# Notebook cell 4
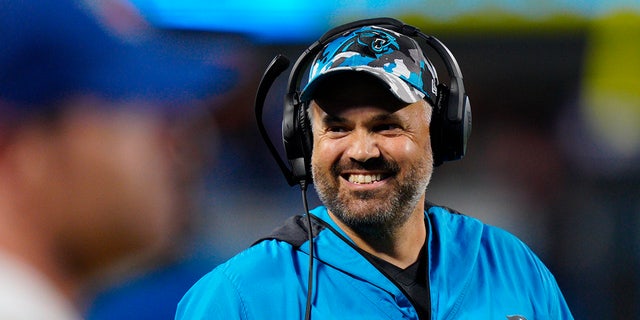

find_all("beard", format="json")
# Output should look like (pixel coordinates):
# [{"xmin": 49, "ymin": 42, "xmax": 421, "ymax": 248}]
[{"xmin": 312, "ymin": 155, "xmax": 432, "ymax": 239}]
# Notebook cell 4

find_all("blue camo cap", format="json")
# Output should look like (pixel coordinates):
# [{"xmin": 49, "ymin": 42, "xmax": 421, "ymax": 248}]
[
  {"xmin": 301, "ymin": 26, "xmax": 438, "ymax": 105},
  {"xmin": 0, "ymin": 0, "xmax": 237, "ymax": 114}
]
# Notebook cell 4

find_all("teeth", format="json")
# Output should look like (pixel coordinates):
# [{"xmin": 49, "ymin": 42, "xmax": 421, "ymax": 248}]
[{"xmin": 348, "ymin": 174, "xmax": 382, "ymax": 184}]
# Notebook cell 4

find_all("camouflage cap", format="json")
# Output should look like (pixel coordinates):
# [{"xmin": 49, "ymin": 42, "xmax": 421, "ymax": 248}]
[{"xmin": 300, "ymin": 25, "xmax": 438, "ymax": 105}]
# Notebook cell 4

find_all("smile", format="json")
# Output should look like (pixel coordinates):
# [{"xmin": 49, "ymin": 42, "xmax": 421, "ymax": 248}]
[{"xmin": 347, "ymin": 173, "xmax": 384, "ymax": 184}]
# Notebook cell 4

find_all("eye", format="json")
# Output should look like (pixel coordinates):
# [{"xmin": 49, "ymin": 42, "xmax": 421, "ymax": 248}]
[
  {"xmin": 374, "ymin": 123, "xmax": 402, "ymax": 132},
  {"xmin": 326, "ymin": 125, "xmax": 345, "ymax": 132},
  {"xmin": 325, "ymin": 125, "xmax": 349, "ymax": 138}
]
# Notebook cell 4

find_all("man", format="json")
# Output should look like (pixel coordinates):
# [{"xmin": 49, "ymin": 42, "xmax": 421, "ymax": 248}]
[
  {"xmin": 177, "ymin": 21, "xmax": 573, "ymax": 319},
  {"xmin": 0, "ymin": 0, "xmax": 232, "ymax": 319}
]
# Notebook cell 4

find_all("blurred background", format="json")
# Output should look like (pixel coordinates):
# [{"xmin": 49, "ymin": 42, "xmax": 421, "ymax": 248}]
[{"xmin": 85, "ymin": 0, "xmax": 640, "ymax": 319}]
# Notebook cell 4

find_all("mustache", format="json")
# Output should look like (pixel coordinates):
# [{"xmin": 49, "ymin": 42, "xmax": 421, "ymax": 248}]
[{"xmin": 331, "ymin": 157, "xmax": 400, "ymax": 176}]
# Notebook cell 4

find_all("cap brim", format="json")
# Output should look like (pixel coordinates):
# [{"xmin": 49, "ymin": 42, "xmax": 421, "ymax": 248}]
[
  {"xmin": 89, "ymin": 33, "xmax": 239, "ymax": 106},
  {"xmin": 301, "ymin": 67, "xmax": 424, "ymax": 104}
]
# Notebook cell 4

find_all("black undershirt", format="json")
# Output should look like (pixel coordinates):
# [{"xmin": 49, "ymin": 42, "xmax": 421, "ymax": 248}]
[{"xmin": 362, "ymin": 226, "xmax": 430, "ymax": 319}]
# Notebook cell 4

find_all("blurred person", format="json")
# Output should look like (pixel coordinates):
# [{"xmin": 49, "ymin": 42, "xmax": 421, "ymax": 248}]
[
  {"xmin": 176, "ymin": 18, "xmax": 573, "ymax": 319},
  {"xmin": 85, "ymin": 34, "xmax": 254, "ymax": 320},
  {"xmin": 0, "ymin": 0, "xmax": 233, "ymax": 319},
  {"xmin": 84, "ymin": 103, "xmax": 230, "ymax": 320}
]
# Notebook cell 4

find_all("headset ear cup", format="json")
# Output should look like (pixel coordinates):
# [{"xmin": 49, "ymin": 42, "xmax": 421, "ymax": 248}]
[
  {"xmin": 431, "ymin": 83, "xmax": 448, "ymax": 166},
  {"xmin": 296, "ymin": 102, "xmax": 313, "ymax": 181},
  {"xmin": 442, "ymin": 90, "xmax": 470, "ymax": 163},
  {"xmin": 461, "ymin": 95, "xmax": 471, "ymax": 158},
  {"xmin": 282, "ymin": 94, "xmax": 309, "ymax": 183},
  {"xmin": 432, "ymin": 84, "xmax": 471, "ymax": 165}
]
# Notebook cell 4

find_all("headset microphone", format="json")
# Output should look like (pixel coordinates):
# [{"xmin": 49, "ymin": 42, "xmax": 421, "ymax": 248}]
[
  {"xmin": 255, "ymin": 54, "xmax": 315, "ymax": 320},
  {"xmin": 255, "ymin": 54, "xmax": 300, "ymax": 186}
]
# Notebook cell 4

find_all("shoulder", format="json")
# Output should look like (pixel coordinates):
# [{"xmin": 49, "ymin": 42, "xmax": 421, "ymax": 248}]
[
  {"xmin": 176, "ymin": 240, "xmax": 297, "ymax": 319},
  {"xmin": 200, "ymin": 239, "xmax": 297, "ymax": 287},
  {"xmin": 193, "ymin": 212, "xmax": 321, "ymax": 289},
  {"xmin": 425, "ymin": 203, "xmax": 573, "ymax": 318},
  {"xmin": 426, "ymin": 202, "xmax": 549, "ymax": 276},
  {"xmin": 426, "ymin": 202, "xmax": 526, "ymax": 247}
]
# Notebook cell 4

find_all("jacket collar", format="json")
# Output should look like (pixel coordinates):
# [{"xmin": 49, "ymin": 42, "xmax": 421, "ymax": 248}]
[{"xmin": 301, "ymin": 206, "xmax": 415, "ymax": 308}]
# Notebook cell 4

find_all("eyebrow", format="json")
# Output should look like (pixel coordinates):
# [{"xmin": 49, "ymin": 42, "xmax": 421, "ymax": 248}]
[
  {"xmin": 321, "ymin": 112, "xmax": 402, "ymax": 126},
  {"xmin": 371, "ymin": 113, "xmax": 402, "ymax": 122},
  {"xmin": 321, "ymin": 114, "xmax": 347, "ymax": 125}
]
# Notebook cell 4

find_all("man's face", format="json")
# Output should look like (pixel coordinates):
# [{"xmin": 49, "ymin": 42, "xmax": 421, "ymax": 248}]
[
  {"xmin": 23, "ymin": 99, "xmax": 183, "ymax": 276},
  {"xmin": 309, "ymin": 75, "xmax": 434, "ymax": 235}
]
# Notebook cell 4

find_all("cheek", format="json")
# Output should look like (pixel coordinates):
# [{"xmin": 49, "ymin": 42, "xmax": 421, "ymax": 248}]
[
  {"xmin": 110, "ymin": 120, "xmax": 175, "ymax": 218},
  {"xmin": 383, "ymin": 136, "xmax": 433, "ymax": 166},
  {"xmin": 312, "ymin": 137, "xmax": 342, "ymax": 168},
  {"xmin": 69, "ymin": 115, "xmax": 175, "ymax": 225}
]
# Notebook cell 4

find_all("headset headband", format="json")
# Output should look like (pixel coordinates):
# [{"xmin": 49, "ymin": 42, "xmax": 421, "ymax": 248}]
[{"xmin": 287, "ymin": 18, "xmax": 466, "ymax": 122}]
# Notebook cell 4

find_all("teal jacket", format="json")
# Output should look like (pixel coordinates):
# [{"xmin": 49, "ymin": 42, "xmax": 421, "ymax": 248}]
[{"xmin": 176, "ymin": 205, "xmax": 573, "ymax": 319}]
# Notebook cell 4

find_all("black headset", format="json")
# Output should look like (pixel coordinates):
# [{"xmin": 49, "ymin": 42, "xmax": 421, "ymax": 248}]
[{"xmin": 255, "ymin": 17, "xmax": 472, "ymax": 187}]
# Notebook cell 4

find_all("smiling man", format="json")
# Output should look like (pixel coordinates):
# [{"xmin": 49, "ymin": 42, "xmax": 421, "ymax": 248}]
[{"xmin": 177, "ymin": 21, "xmax": 573, "ymax": 320}]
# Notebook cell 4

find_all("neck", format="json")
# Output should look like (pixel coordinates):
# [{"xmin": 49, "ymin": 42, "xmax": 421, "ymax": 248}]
[
  {"xmin": 0, "ymin": 198, "xmax": 82, "ymax": 309},
  {"xmin": 0, "ymin": 220, "xmax": 81, "ymax": 304},
  {"xmin": 329, "ymin": 199, "xmax": 426, "ymax": 269}
]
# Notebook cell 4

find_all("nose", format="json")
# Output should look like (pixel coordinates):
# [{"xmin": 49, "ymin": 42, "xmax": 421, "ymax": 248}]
[{"xmin": 345, "ymin": 131, "xmax": 380, "ymax": 163}]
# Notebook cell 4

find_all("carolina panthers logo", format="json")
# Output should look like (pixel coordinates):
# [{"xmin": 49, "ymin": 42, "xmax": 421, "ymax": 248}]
[
  {"xmin": 355, "ymin": 30, "xmax": 399, "ymax": 54},
  {"xmin": 506, "ymin": 315, "xmax": 527, "ymax": 320},
  {"xmin": 336, "ymin": 28, "xmax": 400, "ymax": 58}
]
